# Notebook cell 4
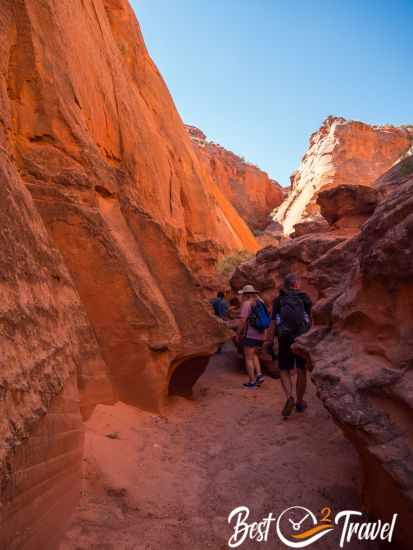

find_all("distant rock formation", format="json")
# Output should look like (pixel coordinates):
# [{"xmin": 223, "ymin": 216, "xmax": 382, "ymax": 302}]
[
  {"xmin": 274, "ymin": 116, "xmax": 413, "ymax": 234},
  {"xmin": 186, "ymin": 125, "xmax": 284, "ymax": 230},
  {"xmin": 0, "ymin": 0, "xmax": 258, "ymax": 546}
]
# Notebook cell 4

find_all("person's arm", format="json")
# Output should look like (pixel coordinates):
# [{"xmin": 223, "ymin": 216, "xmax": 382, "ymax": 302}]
[
  {"xmin": 302, "ymin": 294, "xmax": 313, "ymax": 323},
  {"xmin": 237, "ymin": 301, "xmax": 249, "ymax": 340},
  {"xmin": 265, "ymin": 298, "xmax": 279, "ymax": 344},
  {"xmin": 222, "ymin": 300, "xmax": 229, "ymax": 320},
  {"xmin": 265, "ymin": 319, "xmax": 276, "ymax": 343}
]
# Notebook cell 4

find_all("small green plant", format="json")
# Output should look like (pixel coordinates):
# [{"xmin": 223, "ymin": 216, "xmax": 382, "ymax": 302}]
[
  {"xmin": 217, "ymin": 250, "xmax": 254, "ymax": 279},
  {"xmin": 399, "ymin": 156, "xmax": 413, "ymax": 177}
]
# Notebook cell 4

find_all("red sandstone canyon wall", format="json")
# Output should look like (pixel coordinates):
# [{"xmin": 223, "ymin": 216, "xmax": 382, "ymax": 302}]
[
  {"xmin": 0, "ymin": 0, "xmax": 259, "ymax": 546},
  {"xmin": 295, "ymin": 160, "xmax": 413, "ymax": 550},
  {"xmin": 4, "ymin": 0, "xmax": 258, "ymax": 414},
  {"xmin": 186, "ymin": 125, "xmax": 284, "ymax": 231},
  {"xmin": 0, "ymin": 147, "xmax": 114, "ymax": 548},
  {"xmin": 274, "ymin": 116, "xmax": 413, "ymax": 234}
]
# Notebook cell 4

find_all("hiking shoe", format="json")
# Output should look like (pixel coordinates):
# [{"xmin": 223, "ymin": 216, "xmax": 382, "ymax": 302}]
[
  {"xmin": 256, "ymin": 374, "xmax": 265, "ymax": 386},
  {"xmin": 296, "ymin": 401, "xmax": 307, "ymax": 413},
  {"xmin": 243, "ymin": 381, "xmax": 257, "ymax": 389},
  {"xmin": 282, "ymin": 397, "xmax": 295, "ymax": 417}
]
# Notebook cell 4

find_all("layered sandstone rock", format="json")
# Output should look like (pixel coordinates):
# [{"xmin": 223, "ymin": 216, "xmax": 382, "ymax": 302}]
[
  {"xmin": 186, "ymin": 125, "xmax": 284, "ymax": 230},
  {"xmin": 291, "ymin": 218, "xmax": 329, "ymax": 239},
  {"xmin": 275, "ymin": 116, "xmax": 413, "ymax": 234},
  {"xmin": 0, "ymin": 148, "xmax": 113, "ymax": 548},
  {"xmin": 231, "ymin": 232, "xmax": 346, "ymax": 304}
]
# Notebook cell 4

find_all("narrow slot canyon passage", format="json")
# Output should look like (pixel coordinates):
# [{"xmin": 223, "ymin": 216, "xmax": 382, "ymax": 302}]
[{"xmin": 60, "ymin": 344, "xmax": 378, "ymax": 550}]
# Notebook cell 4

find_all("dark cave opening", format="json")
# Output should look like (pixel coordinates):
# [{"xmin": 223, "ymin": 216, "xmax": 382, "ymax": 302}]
[{"xmin": 168, "ymin": 356, "xmax": 210, "ymax": 397}]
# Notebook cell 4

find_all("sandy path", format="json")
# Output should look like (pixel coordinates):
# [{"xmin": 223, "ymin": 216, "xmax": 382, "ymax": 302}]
[{"xmin": 60, "ymin": 345, "xmax": 376, "ymax": 550}]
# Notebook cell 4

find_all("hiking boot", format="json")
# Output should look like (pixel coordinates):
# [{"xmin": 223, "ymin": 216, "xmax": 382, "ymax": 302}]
[
  {"xmin": 256, "ymin": 374, "xmax": 265, "ymax": 386},
  {"xmin": 296, "ymin": 401, "xmax": 307, "ymax": 413},
  {"xmin": 282, "ymin": 397, "xmax": 295, "ymax": 417},
  {"xmin": 242, "ymin": 381, "xmax": 257, "ymax": 389}
]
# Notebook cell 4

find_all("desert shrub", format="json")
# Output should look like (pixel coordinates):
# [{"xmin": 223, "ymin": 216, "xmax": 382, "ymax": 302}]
[
  {"xmin": 399, "ymin": 155, "xmax": 413, "ymax": 177},
  {"xmin": 217, "ymin": 250, "xmax": 254, "ymax": 279}
]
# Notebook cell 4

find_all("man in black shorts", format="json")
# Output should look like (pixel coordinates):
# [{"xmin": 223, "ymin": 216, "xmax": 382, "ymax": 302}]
[{"xmin": 265, "ymin": 274, "xmax": 312, "ymax": 417}]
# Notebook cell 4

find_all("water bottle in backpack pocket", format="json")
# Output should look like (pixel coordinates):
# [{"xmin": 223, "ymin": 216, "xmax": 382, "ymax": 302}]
[{"xmin": 248, "ymin": 299, "xmax": 271, "ymax": 332}]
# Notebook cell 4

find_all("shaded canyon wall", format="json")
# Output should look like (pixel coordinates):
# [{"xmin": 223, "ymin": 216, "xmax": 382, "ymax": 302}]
[{"xmin": 232, "ymin": 157, "xmax": 413, "ymax": 550}]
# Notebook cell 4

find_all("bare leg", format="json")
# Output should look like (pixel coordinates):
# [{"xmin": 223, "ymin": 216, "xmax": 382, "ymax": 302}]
[
  {"xmin": 244, "ymin": 347, "xmax": 256, "ymax": 383},
  {"xmin": 280, "ymin": 370, "xmax": 293, "ymax": 400},
  {"xmin": 253, "ymin": 350, "xmax": 262, "ymax": 377},
  {"xmin": 296, "ymin": 368, "xmax": 307, "ymax": 404}
]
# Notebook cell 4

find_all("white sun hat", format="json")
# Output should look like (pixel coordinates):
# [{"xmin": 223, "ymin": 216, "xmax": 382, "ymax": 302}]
[{"xmin": 238, "ymin": 284, "xmax": 259, "ymax": 295}]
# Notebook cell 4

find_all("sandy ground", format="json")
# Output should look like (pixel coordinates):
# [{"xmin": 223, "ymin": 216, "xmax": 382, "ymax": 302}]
[{"xmin": 60, "ymin": 344, "xmax": 377, "ymax": 550}]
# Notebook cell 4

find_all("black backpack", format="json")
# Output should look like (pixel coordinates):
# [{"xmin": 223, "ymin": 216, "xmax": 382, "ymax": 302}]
[{"xmin": 278, "ymin": 292, "xmax": 309, "ymax": 337}]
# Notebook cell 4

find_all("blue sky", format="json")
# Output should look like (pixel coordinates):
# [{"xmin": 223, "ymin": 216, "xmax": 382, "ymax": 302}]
[{"xmin": 132, "ymin": 1, "xmax": 413, "ymax": 186}]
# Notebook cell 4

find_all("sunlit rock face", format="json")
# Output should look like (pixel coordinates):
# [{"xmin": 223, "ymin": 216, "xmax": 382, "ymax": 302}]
[
  {"xmin": 186, "ymin": 125, "xmax": 284, "ymax": 231},
  {"xmin": 274, "ymin": 116, "xmax": 413, "ymax": 234},
  {"xmin": 0, "ymin": 0, "xmax": 259, "ymax": 546},
  {"xmin": 3, "ymin": 0, "xmax": 258, "ymax": 415}
]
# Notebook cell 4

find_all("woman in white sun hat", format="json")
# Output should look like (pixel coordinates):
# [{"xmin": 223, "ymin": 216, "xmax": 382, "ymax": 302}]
[{"xmin": 237, "ymin": 284, "xmax": 270, "ymax": 389}]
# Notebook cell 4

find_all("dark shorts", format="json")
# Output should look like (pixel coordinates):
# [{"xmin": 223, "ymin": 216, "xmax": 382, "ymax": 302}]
[
  {"xmin": 241, "ymin": 337, "xmax": 264, "ymax": 349},
  {"xmin": 278, "ymin": 332, "xmax": 306, "ymax": 371}
]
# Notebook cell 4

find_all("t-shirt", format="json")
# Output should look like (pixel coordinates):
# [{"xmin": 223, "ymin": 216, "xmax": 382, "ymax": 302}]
[
  {"xmin": 240, "ymin": 298, "xmax": 266, "ymax": 340},
  {"xmin": 211, "ymin": 297, "xmax": 228, "ymax": 319}
]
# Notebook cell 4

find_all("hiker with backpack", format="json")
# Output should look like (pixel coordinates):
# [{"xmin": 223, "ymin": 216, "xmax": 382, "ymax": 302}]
[
  {"xmin": 266, "ymin": 274, "xmax": 312, "ymax": 417},
  {"xmin": 211, "ymin": 291, "xmax": 229, "ymax": 320},
  {"xmin": 237, "ymin": 284, "xmax": 271, "ymax": 389}
]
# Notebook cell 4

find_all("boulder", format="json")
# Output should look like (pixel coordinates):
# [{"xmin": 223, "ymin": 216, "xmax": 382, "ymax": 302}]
[
  {"xmin": 291, "ymin": 217, "xmax": 330, "ymax": 238},
  {"xmin": 317, "ymin": 184, "xmax": 378, "ymax": 229},
  {"xmin": 231, "ymin": 233, "xmax": 346, "ymax": 304}
]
